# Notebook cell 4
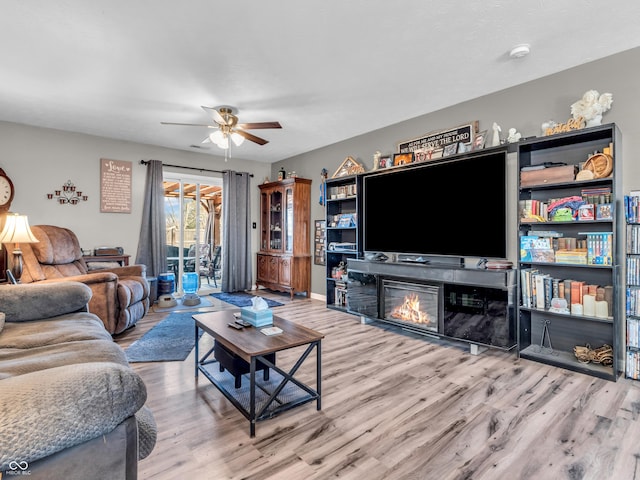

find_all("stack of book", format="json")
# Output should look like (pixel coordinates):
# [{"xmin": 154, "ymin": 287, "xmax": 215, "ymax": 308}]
[
  {"xmin": 554, "ymin": 249, "xmax": 588, "ymax": 264},
  {"xmin": 520, "ymin": 269, "xmax": 612, "ymax": 319},
  {"xmin": 624, "ymin": 195, "xmax": 640, "ymax": 223},
  {"xmin": 579, "ymin": 231, "xmax": 613, "ymax": 265}
]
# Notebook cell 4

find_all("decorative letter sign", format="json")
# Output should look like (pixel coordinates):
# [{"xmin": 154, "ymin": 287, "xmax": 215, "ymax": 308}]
[{"xmin": 100, "ymin": 158, "xmax": 132, "ymax": 213}]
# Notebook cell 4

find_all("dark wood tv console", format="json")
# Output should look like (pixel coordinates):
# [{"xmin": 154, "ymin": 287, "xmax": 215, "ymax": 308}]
[{"xmin": 346, "ymin": 258, "xmax": 517, "ymax": 352}]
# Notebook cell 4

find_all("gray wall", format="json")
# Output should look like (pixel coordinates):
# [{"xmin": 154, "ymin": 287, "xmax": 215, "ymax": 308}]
[
  {"xmin": 274, "ymin": 47, "xmax": 640, "ymax": 297},
  {"xmin": 0, "ymin": 124, "xmax": 271, "ymax": 278},
  {"xmin": 1, "ymin": 47, "xmax": 638, "ymax": 299}
]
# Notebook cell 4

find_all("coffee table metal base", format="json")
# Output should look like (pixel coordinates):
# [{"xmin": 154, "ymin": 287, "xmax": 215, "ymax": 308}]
[{"xmin": 195, "ymin": 327, "xmax": 321, "ymax": 437}]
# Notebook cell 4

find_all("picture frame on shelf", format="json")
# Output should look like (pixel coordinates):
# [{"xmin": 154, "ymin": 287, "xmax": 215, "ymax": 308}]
[
  {"xmin": 314, "ymin": 219, "xmax": 325, "ymax": 266},
  {"xmin": 473, "ymin": 130, "xmax": 487, "ymax": 150},
  {"xmin": 332, "ymin": 156, "xmax": 365, "ymax": 178},
  {"xmin": 393, "ymin": 152, "xmax": 414, "ymax": 166},
  {"xmin": 443, "ymin": 143, "xmax": 458, "ymax": 157},
  {"xmin": 596, "ymin": 203, "xmax": 613, "ymax": 220},
  {"xmin": 578, "ymin": 204, "xmax": 595, "ymax": 221},
  {"xmin": 377, "ymin": 155, "xmax": 392, "ymax": 169}
]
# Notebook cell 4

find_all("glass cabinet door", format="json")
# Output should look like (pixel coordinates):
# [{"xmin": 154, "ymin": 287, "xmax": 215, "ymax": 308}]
[
  {"xmin": 270, "ymin": 189, "xmax": 283, "ymax": 251},
  {"xmin": 260, "ymin": 191, "xmax": 269, "ymax": 250},
  {"xmin": 284, "ymin": 187, "xmax": 294, "ymax": 252}
]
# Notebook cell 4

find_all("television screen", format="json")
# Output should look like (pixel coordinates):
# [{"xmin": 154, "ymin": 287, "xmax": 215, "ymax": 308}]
[{"xmin": 362, "ymin": 150, "xmax": 507, "ymax": 260}]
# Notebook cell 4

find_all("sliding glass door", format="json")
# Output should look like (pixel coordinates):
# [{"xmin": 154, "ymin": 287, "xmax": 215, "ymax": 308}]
[{"xmin": 163, "ymin": 173, "xmax": 222, "ymax": 292}]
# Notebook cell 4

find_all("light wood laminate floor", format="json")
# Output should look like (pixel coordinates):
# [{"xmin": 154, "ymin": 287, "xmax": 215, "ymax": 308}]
[{"xmin": 115, "ymin": 293, "xmax": 640, "ymax": 480}]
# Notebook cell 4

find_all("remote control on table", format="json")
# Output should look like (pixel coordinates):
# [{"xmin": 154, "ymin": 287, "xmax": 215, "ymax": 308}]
[{"xmin": 227, "ymin": 322, "xmax": 243, "ymax": 330}]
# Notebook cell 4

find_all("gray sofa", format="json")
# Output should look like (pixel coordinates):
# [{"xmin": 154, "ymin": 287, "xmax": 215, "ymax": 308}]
[{"xmin": 0, "ymin": 282, "xmax": 156, "ymax": 479}]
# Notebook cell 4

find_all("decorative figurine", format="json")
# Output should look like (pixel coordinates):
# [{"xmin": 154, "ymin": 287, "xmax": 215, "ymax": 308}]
[
  {"xmin": 507, "ymin": 128, "xmax": 522, "ymax": 143},
  {"xmin": 319, "ymin": 168, "xmax": 328, "ymax": 206},
  {"xmin": 570, "ymin": 90, "xmax": 613, "ymax": 127},
  {"xmin": 541, "ymin": 119, "xmax": 557, "ymax": 136},
  {"xmin": 491, "ymin": 122, "xmax": 502, "ymax": 147},
  {"xmin": 372, "ymin": 150, "xmax": 381, "ymax": 171}
]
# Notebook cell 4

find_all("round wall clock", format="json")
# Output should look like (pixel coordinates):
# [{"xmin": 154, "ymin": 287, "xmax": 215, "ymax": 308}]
[{"xmin": 0, "ymin": 168, "xmax": 15, "ymax": 213}]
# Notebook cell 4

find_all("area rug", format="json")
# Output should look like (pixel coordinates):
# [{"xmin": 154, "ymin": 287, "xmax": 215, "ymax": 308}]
[
  {"xmin": 125, "ymin": 312, "xmax": 203, "ymax": 363},
  {"xmin": 210, "ymin": 291, "xmax": 284, "ymax": 308}
]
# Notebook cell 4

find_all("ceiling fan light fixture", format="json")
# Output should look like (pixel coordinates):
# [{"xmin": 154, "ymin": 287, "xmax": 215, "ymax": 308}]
[
  {"xmin": 164, "ymin": 106, "xmax": 279, "ymax": 151},
  {"xmin": 217, "ymin": 136, "xmax": 229, "ymax": 149},
  {"xmin": 209, "ymin": 130, "xmax": 229, "ymax": 149},
  {"xmin": 231, "ymin": 132, "xmax": 245, "ymax": 146}
]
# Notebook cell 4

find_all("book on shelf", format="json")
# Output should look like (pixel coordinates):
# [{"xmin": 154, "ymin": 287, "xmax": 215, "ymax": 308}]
[
  {"xmin": 625, "ymin": 195, "xmax": 640, "ymax": 223},
  {"xmin": 564, "ymin": 279, "xmax": 572, "ymax": 306},
  {"xmin": 531, "ymin": 249, "xmax": 555, "ymax": 263},
  {"xmin": 528, "ymin": 230, "xmax": 563, "ymax": 238},
  {"xmin": 581, "ymin": 187, "xmax": 612, "ymax": 205},
  {"xmin": 627, "ymin": 225, "xmax": 640, "ymax": 254},
  {"xmin": 520, "ymin": 235, "xmax": 539, "ymax": 261},
  {"xmin": 555, "ymin": 249, "xmax": 587, "ymax": 264},
  {"xmin": 535, "ymin": 274, "xmax": 547, "ymax": 310},
  {"xmin": 628, "ymin": 317, "xmax": 640, "ymax": 348},
  {"xmin": 628, "ymin": 287, "xmax": 640, "ymax": 316},
  {"xmin": 579, "ymin": 231, "xmax": 613, "ymax": 265},
  {"xmin": 570, "ymin": 280, "xmax": 585, "ymax": 306}
]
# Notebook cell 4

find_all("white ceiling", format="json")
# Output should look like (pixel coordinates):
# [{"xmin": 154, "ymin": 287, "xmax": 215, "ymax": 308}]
[{"xmin": 1, "ymin": 1, "xmax": 639, "ymax": 164}]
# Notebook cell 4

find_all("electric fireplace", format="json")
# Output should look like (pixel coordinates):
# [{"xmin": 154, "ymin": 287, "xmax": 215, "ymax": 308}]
[{"xmin": 381, "ymin": 279, "xmax": 440, "ymax": 333}]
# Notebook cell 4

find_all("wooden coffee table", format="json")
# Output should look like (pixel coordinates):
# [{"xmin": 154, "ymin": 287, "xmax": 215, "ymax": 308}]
[{"xmin": 193, "ymin": 310, "xmax": 324, "ymax": 437}]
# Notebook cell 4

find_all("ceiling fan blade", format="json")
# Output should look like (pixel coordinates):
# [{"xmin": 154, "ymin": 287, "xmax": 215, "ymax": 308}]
[
  {"xmin": 161, "ymin": 122, "xmax": 217, "ymax": 128},
  {"xmin": 237, "ymin": 121, "xmax": 282, "ymax": 130},
  {"xmin": 234, "ymin": 129, "xmax": 269, "ymax": 145},
  {"xmin": 201, "ymin": 106, "xmax": 227, "ymax": 125}
]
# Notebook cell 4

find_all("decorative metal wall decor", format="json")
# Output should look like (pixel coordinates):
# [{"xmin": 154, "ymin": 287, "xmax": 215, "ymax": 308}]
[{"xmin": 47, "ymin": 180, "xmax": 88, "ymax": 205}]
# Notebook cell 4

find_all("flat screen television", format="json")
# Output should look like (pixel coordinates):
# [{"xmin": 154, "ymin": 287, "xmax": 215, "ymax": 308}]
[{"xmin": 362, "ymin": 150, "xmax": 507, "ymax": 261}]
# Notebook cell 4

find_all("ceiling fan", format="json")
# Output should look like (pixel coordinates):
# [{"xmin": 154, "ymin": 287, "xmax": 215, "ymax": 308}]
[{"xmin": 161, "ymin": 106, "xmax": 282, "ymax": 150}]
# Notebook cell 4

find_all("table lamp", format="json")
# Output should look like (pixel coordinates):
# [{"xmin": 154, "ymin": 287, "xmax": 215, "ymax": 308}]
[{"xmin": 0, "ymin": 213, "xmax": 39, "ymax": 283}]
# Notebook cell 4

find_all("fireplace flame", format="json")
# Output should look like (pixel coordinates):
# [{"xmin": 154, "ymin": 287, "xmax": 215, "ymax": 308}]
[{"xmin": 390, "ymin": 293, "xmax": 431, "ymax": 324}]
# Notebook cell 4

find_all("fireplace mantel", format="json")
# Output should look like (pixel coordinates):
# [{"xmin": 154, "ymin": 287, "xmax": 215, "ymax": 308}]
[
  {"xmin": 347, "ymin": 258, "xmax": 513, "ymax": 289},
  {"xmin": 346, "ymin": 258, "xmax": 517, "ymax": 351}
]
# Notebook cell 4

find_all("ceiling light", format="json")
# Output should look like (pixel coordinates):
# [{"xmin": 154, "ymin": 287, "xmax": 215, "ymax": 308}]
[
  {"xmin": 216, "ymin": 135, "xmax": 229, "ymax": 149},
  {"xmin": 231, "ymin": 132, "xmax": 245, "ymax": 146},
  {"xmin": 209, "ymin": 130, "xmax": 224, "ymax": 145},
  {"xmin": 509, "ymin": 44, "xmax": 530, "ymax": 59}
]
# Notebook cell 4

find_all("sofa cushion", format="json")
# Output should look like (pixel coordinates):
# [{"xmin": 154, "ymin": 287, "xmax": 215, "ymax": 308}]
[
  {"xmin": 0, "ymin": 362, "xmax": 147, "ymax": 471},
  {"xmin": 135, "ymin": 406, "xmax": 157, "ymax": 460},
  {"xmin": 0, "ymin": 282, "xmax": 92, "ymax": 322},
  {"xmin": 0, "ymin": 313, "xmax": 113, "ymax": 349},
  {"xmin": 0, "ymin": 339, "xmax": 129, "ymax": 379},
  {"xmin": 0, "ymin": 312, "xmax": 4, "ymax": 333},
  {"xmin": 0, "ymin": 312, "xmax": 129, "ymax": 379},
  {"xmin": 31, "ymin": 225, "xmax": 84, "ymax": 266}
]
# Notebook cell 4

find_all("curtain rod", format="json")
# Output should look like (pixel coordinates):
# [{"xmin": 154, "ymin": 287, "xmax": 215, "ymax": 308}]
[{"xmin": 140, "ymin": 160, "xmax": 253, "ymax": 177}]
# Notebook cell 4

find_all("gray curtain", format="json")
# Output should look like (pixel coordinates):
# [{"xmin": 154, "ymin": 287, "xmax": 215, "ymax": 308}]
[
  {"xmin": 135, "ymin": 160, "xmax": 167, "ymax": 277},
  {"xmin": 221, "ymin": 170, "xmax": 252, "ymax": 292}
]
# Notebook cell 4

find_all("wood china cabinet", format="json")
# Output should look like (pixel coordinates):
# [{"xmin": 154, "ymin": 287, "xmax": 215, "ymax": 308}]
[{"xmin": 257, "ymin": 177, "xmax": 312, "ymax": 298}]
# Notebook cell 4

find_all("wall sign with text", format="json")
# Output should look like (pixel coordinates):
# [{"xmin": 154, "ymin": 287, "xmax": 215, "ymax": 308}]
[
  {"xmin": 100, "ymin": 158, "xmax": 132, "ymax": 213},
  {"xmin": 397, "ymin": 122, "xmax": 477, "ymax": 162}
]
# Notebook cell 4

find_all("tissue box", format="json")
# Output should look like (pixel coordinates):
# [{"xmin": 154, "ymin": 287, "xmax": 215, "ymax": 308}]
[{"xmin": 240, "ymin": 307, "xmax": 273, "ymax": 327}]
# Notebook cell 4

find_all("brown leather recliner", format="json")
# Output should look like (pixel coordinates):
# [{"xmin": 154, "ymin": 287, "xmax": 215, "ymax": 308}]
[{"xmin": 16, "ymin": 225, "xmax": 149, "ymax": 334}]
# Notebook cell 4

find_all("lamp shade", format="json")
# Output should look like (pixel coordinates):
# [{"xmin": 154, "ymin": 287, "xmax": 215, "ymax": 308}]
[
  {"xmin": 0, "ymin": 213, "xmax": 39, "ymax": 244},
  {"xmin": 231, "ymin": 132, "xmax": 245, "ymax": 146}
]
